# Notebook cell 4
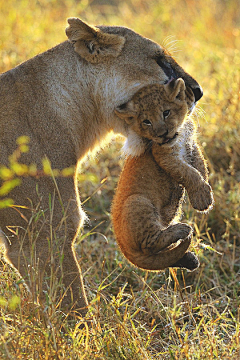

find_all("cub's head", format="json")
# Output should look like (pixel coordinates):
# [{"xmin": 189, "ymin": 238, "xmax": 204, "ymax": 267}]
[{"xmin": 115, "ymin": 78, "xmax": 193, "ymax": 148}]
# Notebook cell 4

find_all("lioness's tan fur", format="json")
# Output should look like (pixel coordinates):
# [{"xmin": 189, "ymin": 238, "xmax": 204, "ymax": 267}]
[
  {"xmin": 112, "ymin": 79, "xmax": 213, "ymax": 271},
  {"xmin": 0, "ymin": 18, "xmax": 203, "ymax": 316}
]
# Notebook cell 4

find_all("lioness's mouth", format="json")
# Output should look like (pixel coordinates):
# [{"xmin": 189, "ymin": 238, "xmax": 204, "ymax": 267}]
[{"xmin": 160, "ymin": 132, "xmax": 178, "ymax": 145}]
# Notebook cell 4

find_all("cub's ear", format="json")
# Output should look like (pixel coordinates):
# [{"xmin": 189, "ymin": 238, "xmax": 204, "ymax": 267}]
[
  {"xmin": 66, "ymin": 18, "xmax": 125, "ymax": 64},
  {"xmin": 115, "ymin": 101, "xmax": 137, "ymax": 124},
  {"xmin": 165, "ymin": 78, "xmax": 186, "ymax": 101}
]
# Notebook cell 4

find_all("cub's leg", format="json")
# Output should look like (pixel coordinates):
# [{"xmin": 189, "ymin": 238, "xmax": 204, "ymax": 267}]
[
  {"xmin": 187, "ymin": 141, "xmax": 214, "ymax": 211},
  {"xmin": 191, "ymin": 143, "xmax": 209, "ymax": 180},
  {"xmin": 114, "ymin": 194, "xmax": 193, "ymax": 271},
  {"xmin": 152, "ymin": 143, "xmax": 213, "ymax": 212}
]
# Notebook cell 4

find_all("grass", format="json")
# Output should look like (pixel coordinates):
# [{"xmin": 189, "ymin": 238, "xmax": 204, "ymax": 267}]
[{"xmin": 0, "ymin": 0, "xmax": 240, "ymax": 358}]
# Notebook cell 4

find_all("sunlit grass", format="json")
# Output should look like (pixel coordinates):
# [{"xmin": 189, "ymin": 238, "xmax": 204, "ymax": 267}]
[{"xmin": 1, "ymin": 0, "xmax": 240, "ymax": 358}]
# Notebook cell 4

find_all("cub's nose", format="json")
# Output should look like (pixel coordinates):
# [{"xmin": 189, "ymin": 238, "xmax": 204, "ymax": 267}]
[
  {"xmin": 158, "ymin": 130, "xmax": 168, "ymax": 138},
  {"xmin": 191, "ymin": 86, "xmax": 203, "ymax": 102}
]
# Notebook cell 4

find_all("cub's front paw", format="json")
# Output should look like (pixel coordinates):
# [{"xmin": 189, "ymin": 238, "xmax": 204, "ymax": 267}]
[{"xmin": 189, "ymin": 182, "xmax": 214, "ymax": 212}]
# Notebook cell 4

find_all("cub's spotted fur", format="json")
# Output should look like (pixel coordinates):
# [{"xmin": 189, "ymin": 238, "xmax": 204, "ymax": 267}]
[{"xmin": 112, "ymin": 79, "xmax": 213, "ymax": 270}]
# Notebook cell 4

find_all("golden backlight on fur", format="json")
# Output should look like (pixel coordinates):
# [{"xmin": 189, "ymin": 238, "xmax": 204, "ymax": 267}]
[{"xmin": 0, "ymin": 18, "xmax": 203, "ymax": 316}]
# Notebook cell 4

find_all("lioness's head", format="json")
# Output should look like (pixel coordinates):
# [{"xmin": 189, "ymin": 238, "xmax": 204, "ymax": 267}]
[
  {"xmin": 66, "ymin": 18, "xmax": 202, "ymax": 154},
  {"xmin": 66, "ymin": 18, "xmax": 202, "ymax": 111},
  {"xmin": 115, "ymin": 79, "xmax": 191, "ymax": 146}
]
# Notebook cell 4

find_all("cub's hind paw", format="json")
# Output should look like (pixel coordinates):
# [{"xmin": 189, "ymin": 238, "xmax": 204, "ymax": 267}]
[
  {"xmin": 160, "ymin": 223, "xmax": 193, "ymax": 251},
  {"xmin": 142, "ymin": 223, "xmax": 192, "ymax": 254},
  {"xmin": 171, "ymin": 251, "xmax": 199, "ymax": 271},
  {"xmin": 189, "ymin": 182, "xmax": 214, "ymax": 212},
  {"xmin": 172, "ymin": 223, "xmax": 193, "ymax": 242}
]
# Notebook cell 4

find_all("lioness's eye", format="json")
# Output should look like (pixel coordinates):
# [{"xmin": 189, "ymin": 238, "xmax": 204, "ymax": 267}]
[
  {"xmin": 163, "ymin": 110, "xmax": 170, "ymax": 119},
  {"xmin": 143, "ymin": 119, "xmax": 152, "ymax": 126}
]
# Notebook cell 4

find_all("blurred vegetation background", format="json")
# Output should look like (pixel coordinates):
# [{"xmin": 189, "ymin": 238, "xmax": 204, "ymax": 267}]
[{"xmin": 0, "ymin": 0, "xmax": 240, "ymax": 359}]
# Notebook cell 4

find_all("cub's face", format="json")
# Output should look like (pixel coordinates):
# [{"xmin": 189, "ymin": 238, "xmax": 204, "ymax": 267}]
[{"xmin": 115, "ymin": 78, "xmax": 194, "ymax": 147}]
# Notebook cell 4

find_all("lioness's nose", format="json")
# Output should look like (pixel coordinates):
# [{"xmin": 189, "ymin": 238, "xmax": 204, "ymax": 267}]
[{"xmin": 191, "ymin": 86, "xmax": 203, "ymax": 102}]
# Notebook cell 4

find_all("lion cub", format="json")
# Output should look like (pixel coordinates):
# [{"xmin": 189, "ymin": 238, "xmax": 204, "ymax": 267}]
[{"xmin": 112, "ymin": 79, "xmax": 214, "ymax": 271}]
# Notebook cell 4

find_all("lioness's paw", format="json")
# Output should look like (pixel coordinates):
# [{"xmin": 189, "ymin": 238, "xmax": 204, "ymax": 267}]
[{"xmin": 189, "ymin": 182, "xmax": 214, "ymax": 212}]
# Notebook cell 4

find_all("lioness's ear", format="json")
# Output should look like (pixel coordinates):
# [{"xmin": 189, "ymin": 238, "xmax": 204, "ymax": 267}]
[
  {"xmin": 165, "ymin": 78, "xmax": 186, "ymax": 101},
  {"xmin": 115, "ymin": 101, "xmax": 137, "ymax": 124},
  {"xmin": 66, "ymin": 18, "xmax": 125, "ymax": 64}
]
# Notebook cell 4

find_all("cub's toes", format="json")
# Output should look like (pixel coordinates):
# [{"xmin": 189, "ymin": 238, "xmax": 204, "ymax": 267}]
[{"xmin": 189, "ymin": 183, "xmax": 214, "ymax": 212}]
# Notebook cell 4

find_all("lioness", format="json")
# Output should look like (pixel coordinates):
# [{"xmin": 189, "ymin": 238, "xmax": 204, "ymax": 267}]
[
  {"xmin": 112, "ymin": 79, "xmax": 213, "ymax": 271},
  {"xmin": 0, "ymin": 18, "xmax": 203, "ymax": 316}
]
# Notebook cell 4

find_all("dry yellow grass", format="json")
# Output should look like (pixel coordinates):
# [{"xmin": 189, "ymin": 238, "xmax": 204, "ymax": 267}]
[{"xmin": 1, "ymin": 0, "xmax": 240, "ymax": 359}]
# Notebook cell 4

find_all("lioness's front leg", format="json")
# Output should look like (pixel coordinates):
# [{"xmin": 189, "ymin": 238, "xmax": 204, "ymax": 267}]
[
  {"xmin": 5, "ymin": 222, "xmax": 88, "ymax": 316},
  {"xmin": 45, "ymin": 179, "xmax": 89, "ymax": 316},
  {"xmin": 4, "ymin": 176, "xmax": 88, "ymax": 317},
  {"xmin": 152, "ymin": 143, "xmax": 213, "ymax": 212}
]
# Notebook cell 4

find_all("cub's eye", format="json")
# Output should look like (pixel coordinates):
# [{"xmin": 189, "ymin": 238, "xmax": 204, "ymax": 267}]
[
  {"xmin": 142, "ymin": 119, "xmax": 152, "ymax": 126},
  {"xmin": 163, "ymin": 110, "xmax": 170, "ymax": 119}
]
